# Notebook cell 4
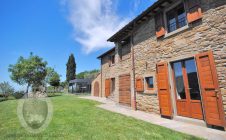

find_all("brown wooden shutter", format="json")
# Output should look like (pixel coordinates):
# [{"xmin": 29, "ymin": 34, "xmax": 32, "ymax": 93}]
[
  {"xmin": 105, "ymin": 79, "xmax": 111, "ymax": 97},
  {"xmin": 185, "ymin": 0, "xmax": 202, "ymax": 23},
  {"xmin": 157, "ymin": 62, "xmax": 172, "ymax": 117},
  {"xmin": 94, "ymin": 82, "xmax": 99, "ymax": 97},
  {"xmin": 195, "ymin": 51, "xmax": 225, "ymax": 127},
  {"xmin": 155, "ymin": 12, "xmax": 165, "ymax": 38},
  {"xmin": 136, "ymin": 77, "xmax": 144, "ymax": 92},
  {"xmin": 119, "ymin": 74, "xmax": 131, "ymax": 106}
]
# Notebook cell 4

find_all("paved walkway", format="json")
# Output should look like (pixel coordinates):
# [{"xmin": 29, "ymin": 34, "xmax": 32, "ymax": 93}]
[{"xmin": 80, "ymin": 96, "xmax": 226, "ymax": 140}]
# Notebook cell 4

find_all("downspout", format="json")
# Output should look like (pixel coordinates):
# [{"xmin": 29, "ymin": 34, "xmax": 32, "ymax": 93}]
[
  {"xmin": 100, "ymin": 59, "xmax": 103, "ymax": 97},
  {"xmin": 131, "ymin": 32, "xmax": 136, "ymax": 110}
]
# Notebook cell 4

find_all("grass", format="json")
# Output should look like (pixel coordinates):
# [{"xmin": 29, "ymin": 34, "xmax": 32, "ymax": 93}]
[
  {"xmin": 0, "ymin": 94, "xmax": 202, "ymax": 140},
  {"xmin": 47, "ymin": 92, "xmax": 63, "ymax": 97}
]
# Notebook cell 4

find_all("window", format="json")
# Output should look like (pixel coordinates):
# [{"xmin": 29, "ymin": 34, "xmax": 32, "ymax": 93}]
[
  {"xmin": 166, "ymin": 3, "xmax": 187, "ymax": 33},
  {"xmin": 120, "ymin": 45, "xmax": 131, "ymax": 61},
  {"xmin": 111, "ymin": 55, "xmax": 115, "ymax": 65},
  {"xmin": 173, "ymin": 61, "xmax": 186, "ymax": 99},
  {"xmin": 145, "ymin": 77, "xmax": 154, "ymax": 90},
  {"xmin": 108, "ymin": 55, "xmax": 115, "ymax": 66},
  {"xmin": 111, "ymin": 78, "xmax": 115, "ymax": 93}
]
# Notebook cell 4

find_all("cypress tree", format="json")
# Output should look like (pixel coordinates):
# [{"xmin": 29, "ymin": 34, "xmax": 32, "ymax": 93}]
[{"xmin": 66, "ymin": 54, "xmax": 76, "ymax": 82}]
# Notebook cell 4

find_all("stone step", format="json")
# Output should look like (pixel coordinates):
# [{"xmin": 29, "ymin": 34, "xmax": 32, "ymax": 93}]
[{"xmin": 173, "ymin": 116, "xmax": 206, "ymax": 127}]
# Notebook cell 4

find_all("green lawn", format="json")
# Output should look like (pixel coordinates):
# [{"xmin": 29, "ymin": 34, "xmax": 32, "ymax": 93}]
[{"xmin": 0, "ymin": 95, "xmax": 202, "ymax": 140}]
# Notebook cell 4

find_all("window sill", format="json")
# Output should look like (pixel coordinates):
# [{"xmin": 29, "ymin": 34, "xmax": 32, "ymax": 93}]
[
  {"xmin": 138, "ymin": 92, "xmax": 157, "ymax": 96},
  {"xmin": 109, "ymin": 64, "xmax": 115, "ymax": 67},
  {"xmin": 120, "ymin": 54, "xmax": 131, "ymax": 62},
  {"xmin": 164, "ymin": 25, "xmax": 189, "ymax": 39},
  {"xmin": 144, "ymin": 90, "xmax": 157, "ymax": 95}
]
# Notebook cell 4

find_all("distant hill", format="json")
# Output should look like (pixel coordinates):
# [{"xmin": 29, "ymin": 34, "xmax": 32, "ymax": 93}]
[{"xmin": 76, "ymin": 69, "xmax": 100, "ymax": 79}]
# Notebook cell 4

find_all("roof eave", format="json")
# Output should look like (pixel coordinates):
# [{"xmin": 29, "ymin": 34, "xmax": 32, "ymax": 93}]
[
  {"xmin": 107, "ymin": 0, "xmax": 173, "ymax": 42},
  {"xmin": 97, "ymin": 47, "xmax": 115, "ymax": 59}
]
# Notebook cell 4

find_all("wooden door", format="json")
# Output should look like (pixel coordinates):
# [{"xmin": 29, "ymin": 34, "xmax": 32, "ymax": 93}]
[
  {"xmin": 172, "ymin": 59, "xmax": 203, "ymax": 120},
  {"xmin": 196, "ymin": 51, "xmax": 225, "ymax": 127},
  {"xmin": 157, "ymin": 62, "xmax": 172, "ymax": 117},
  {"xmin": 119, "ymin": 74, "xmax": 131, "ymax": 106},
  {"xmin": 94, "ymin": 82, "xmax": 99, "ymax": 97},
  {"xmin": 105, "ymin": 79, "xmax": 111, "ymax": 97}
]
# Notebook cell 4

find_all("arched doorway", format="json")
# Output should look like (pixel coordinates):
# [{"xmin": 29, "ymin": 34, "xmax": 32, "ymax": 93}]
[{"xmin": 94, "ymin": 82, "xmax": 99, "ymax": 97}]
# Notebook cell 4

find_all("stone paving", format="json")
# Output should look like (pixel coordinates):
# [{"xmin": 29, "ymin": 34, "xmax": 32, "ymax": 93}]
[{"xmin": 80, "ymin": 96, "xmax": 226, "ymax": 140}]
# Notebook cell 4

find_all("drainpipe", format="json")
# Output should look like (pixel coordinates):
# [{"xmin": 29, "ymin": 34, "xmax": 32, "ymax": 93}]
[
  {"xmin": 100, "ymin": 59, "xmax": 103, "ymax": 97},
  {"xmin": 131, "ymin": 33, "xmax": 136, "ymax": 110}
]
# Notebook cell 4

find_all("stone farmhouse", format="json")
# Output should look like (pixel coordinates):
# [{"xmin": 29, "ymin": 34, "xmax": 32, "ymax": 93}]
[{"xmin": 91, "ymin": 0, "xmax": 226, "ymax": 129}]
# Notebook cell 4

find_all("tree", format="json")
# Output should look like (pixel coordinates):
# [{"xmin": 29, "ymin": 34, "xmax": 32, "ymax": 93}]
[
  {"xmin": 49, "ymin": 72, "xmax": 60, "ymax": 92},
  {"xmin": 8, "ymin": 53, "xmax": 47, "ymax": 97},
  {"xmin": 60, "ymin": 81, "xmax": 67, "ymax": 89},
  {"xmin": 0, "ymin": 82, "xmax": 14, "ymax": 98},
  {"xmin": 76, "ymin": 69, "xmax": 100, "ymax": 79},
  {"xmin": 66, "ymin": 54, "xmax": 76, "ymax": 82},
  {"xmin": 45, "ymin": 67, "xmax": 55, "ymax": 85}
]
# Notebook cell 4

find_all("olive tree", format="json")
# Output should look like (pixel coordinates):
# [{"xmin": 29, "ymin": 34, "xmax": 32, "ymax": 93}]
[{"xmin": 8, "ymin": 53, "xmax": 47, "ymax": 97}]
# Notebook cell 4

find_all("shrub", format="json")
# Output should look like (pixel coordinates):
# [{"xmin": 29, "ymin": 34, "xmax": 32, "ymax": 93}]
[
  {"xmin": 7, "ymin": 95, "xmax": 16, "ymax": 100},
  {"xmin": 47, "ymin": 93, "xmax": 55, "ymax": 97},
  {"xmin": 0, "ymin": 97, "xmax": 7, "ymax": 102},
  {"xmin": 13, "ymin": 91, "xmax": 25, "ymax": 99},
  {"xmin": 47, "ymin": 92, "xmax": 62, "ymax": 97}
]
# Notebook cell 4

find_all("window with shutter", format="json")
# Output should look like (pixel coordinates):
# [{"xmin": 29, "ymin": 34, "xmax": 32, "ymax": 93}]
[
  {"xmin": 155, "ymin": 12, "xmax": 165, "ymax": 38},
  {"xmin": 136, "ymin": 78, "xmax": 144, "ymax": 92},
  {"xmin": 184, "ymin": 0, "xmax": 202, "ymax": 23},
  {"xmin": 157, "ymin": 62, "xmax": 173, "ymax": 117},
  {"xmin": 111, "ymin": 78, "xmax": 115, "ymax": 93},
  {"xmin": 105, "ymin": 79, "xmax": 111, "ymax": 97},
  {"xmin": 195, "ymin": 51, "xmax": 225, "ymax": 127},
  {"xmin": 166, "ymin": 3, "xmax": 187, "ymax": 33},
  {"xmin": 108, "ymin": 56, "xmax": 111, "ymax": 66},
  {"xmin": 108, "ymin": 55, "xmax": 115, "ymax": 67},
  {"xmin": 145, "ymin": 77, "xmax": 154, "ymax": 90}
]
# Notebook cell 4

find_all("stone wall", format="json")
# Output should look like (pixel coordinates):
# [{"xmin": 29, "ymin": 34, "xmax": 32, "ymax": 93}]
[
  {"xmin": 100, "ymin": 45, "xmax": 133, "ymax": 103},
  {"xmin": 132, "ymin": 0, "xmax": 226, "ymax": 116},
  {"xmin": 98, "ymin": 0, "xmax": 226, "ymax": 117},
  {"xmin": 133, "ymin": 17, "xmax": 160, "ymax": 114}
]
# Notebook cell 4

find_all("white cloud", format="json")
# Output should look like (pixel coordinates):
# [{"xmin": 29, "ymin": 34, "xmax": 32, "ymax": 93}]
[{"xmin": 62, "ymin": 0, "xmax": 133, "ymax": 54}]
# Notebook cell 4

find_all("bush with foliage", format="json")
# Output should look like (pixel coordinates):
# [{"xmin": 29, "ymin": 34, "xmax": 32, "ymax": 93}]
[
  {"xmin": 49, "ymin": 72, "xmax": 60, "ymax": 91},
  {"xmin": 7, "ymin": 95, "xmax": 16, "ymax": 100},
  {"xmin": 13, "ymin": 91, "xmax": 25, "ymax": 99},
  {"xmin": 47, "ymin": 92, "xmax": 62, "ymax": 97},
  {"xmin": 0, "ymin": 97, "xmax": 7, "ymax": 102}
]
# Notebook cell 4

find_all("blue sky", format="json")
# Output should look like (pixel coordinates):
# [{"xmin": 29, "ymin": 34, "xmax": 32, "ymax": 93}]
[{"xmin": 0, "ymin": 0, "xmax": 156, "ymax": 90}]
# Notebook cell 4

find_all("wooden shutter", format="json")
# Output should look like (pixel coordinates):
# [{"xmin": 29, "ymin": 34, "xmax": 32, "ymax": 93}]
[
  {"xmin": 94, "ymin": 82, "xmax": 99, "ymax": 97},
  {"xmin": 155, "ymin": 12, "xmax": 165, "ymax": 38},
  {"xmin": 119, "ymin": 74, "xmax": 131, "ymax": 106},
  {"xmin": 185, "ymin": 0, "xmax": 202, "ymax": 23},
  {"xmin": 196, "ymin": 51, "xmax": 225, "ymax": 127},
  {"xmin": 136, "ymin": 77, "xmax": 144, "ymax": 92},
  {"xmin": 157, "ymin": 62, "xmax": 172, "ymax": 117},
  {"xmin": 105, "ymin": 79, "xmax": 111, "ymax": 97}
]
